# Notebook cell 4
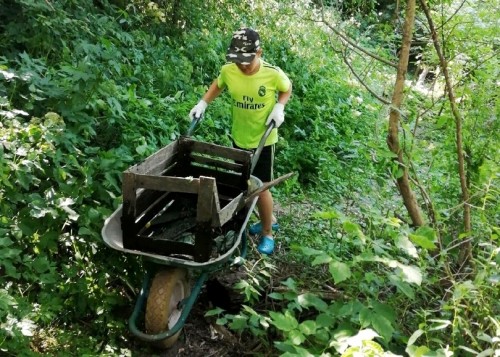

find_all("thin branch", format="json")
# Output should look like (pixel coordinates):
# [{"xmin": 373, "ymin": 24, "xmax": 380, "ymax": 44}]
[
  {"xmin": 419, "ymin": 0, "xmax": 472, "ymax": 250},
  {"xmin": 319, "ymin": 3, "xmax": 398, "ymax": 68},
  {"xmin": 338, "ymin": 46, "xmax": 392, "ymax": 105}
]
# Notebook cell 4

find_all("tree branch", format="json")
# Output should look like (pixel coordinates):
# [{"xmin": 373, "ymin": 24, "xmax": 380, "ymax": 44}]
[
  {"xmin": 419, "ymin": 0, "xmax": 472, "ymax": 264},
  {"xmin": 338, "ymin": 46, "xmax": 392, "ymax": 105},
  {"xmin": 319, "ymin": 3, "xmax": 399, "ymax": 69}
]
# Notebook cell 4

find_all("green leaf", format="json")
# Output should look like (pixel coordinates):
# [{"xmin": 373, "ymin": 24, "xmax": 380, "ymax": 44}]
[
  {"xmin": 313, "ymin": 210, "xmax": 340, "ymax": 220},
  {"xmin": 229, "ymin": 315, "xmax": 248, "ymax": 330},
  {"xmin": 0, "ymin": 289, "xmax": 17, "ymax": 312},
  {"xmin": 391, "ymin": 277, "xmax": 415, "ymax": 299},
  {"xmin": 280, "ymin": 277, "xmax": 298, "ymax": 291},
  {"xmin": 409, "ymin": 226, "xmax": 437, "ymax": 250},
  {"xmin": 311, "ymin": 253, "xmax": 332, "ymax": 265},
  {"xmin": 300, "ymin": 247, "xmax": 324, "ymax": 256},
  {"xmin": 297, "ymin": 293, "xmax": 328, "ymax": 312},
  {"xmin": 395, "ymin": 235, "xmax": 418, "ymax": 258},
  {"xmin": 316, "ymin": 313, "xmax": 336, "ymax": 328},
  {"xmin": 407, "ymin": 329, "xmax": 424, "ymax": 346},
  {"xmin": 299, "ymin": 320, "xmax": 316, "ymax": 335},
  {"xmin": 359, "ymin": 307, "xmax": 372, "ymax": 328},
  {"xmin": 370, "ymin": 313, "xmax": 394, "ymax": 341},
  {"xmin": 409, "ymin": 233, "xmax": 437, "ymax": 250},
  {"xmin": 268, "ymin": 292, "xmax": 284, "ymax": 300},
  {"xmin": 289, "ymin": 329, "xmax": 306, "ymax": 345},
  {"xmin": 205, "ymin": 307, "xmax": 224, "ymax": 316},
  {"xmin": 269, "ymin": 311, "xmax": 299, "ymax": 332},
  {"xmin": 428, "ymin": 319, "xmax": 451, "ymax": 331},
  {"xmin": 329, "ymin": 260, "xmax": 352, "ymax": 284},
  {"xmin": 397, "ymin": 264, "xmax": 422, "ymax": 285}
]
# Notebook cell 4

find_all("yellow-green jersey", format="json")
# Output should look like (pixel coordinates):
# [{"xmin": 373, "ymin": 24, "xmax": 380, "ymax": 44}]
[{"xmin": 217, "ymin": 59, "xmax": 291, "ymax": 149}]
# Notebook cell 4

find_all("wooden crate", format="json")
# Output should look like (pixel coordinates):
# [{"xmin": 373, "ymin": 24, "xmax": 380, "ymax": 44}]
[{"xmin": 120, "ymin": 137, "xmax": 253, "ymax": 262}]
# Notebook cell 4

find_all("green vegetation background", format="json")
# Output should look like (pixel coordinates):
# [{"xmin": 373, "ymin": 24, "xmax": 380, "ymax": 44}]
[{"xmin": 0, "ymin": 0, "xmax": 498, "ymax": 356}]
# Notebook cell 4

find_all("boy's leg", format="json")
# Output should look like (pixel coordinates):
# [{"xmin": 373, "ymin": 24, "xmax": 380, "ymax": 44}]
[{"xmin": 257, "ymin": 189, "xmax": 274, "ymax": 237}]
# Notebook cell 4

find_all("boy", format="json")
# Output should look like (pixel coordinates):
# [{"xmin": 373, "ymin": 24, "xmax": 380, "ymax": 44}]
[{"xmin": 189, "ymin": 27, "xmax": 292, "ymax": 254}]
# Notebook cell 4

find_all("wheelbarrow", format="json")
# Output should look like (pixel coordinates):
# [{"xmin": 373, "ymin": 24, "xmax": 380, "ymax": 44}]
[{"xmin": 101, "ymin": 118, "xmax": 292, "ymax": 348}]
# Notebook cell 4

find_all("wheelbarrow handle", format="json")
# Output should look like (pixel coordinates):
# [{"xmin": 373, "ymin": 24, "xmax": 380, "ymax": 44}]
[
  {"xmin": 250, "ymin": 121, "xmax": 275, "ymax": 174},
  {"xmin": 186, "ymin": 114, "xmax": 203, "ymax": 137}
]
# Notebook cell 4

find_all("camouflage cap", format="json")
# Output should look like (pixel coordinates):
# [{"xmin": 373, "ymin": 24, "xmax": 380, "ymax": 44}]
[{"xmin": 226, "ymin": 28, "xmax": 260, "ymax": 65}]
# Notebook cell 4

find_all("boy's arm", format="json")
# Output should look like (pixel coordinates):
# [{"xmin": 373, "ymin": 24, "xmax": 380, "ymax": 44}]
[
  {"xmin": 202, "ymin": 79, "xmax": 224, "ymax": 103},
  {"xmin": 189, "ymin": 79, "xmax": 224, "ymax": 120},
  {"xmin": 266, "ymin": 82, "xmax": 293, "ymax": 128},
  {"xmin": 277, "ymin": 82, "xmax": 292, "ymax": 105}
]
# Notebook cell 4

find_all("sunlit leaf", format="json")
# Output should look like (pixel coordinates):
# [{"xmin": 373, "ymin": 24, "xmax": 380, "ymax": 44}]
[
  {"xmin": 269, "ymin": 311, "xmax": 299, "ymax": 331},
  {"xmin": 329, "ymin": 260, "xmax": 352, "ymax": 284}
]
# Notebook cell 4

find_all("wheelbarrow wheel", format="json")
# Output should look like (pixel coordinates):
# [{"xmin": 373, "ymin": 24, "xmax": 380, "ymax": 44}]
[{"xmin": 145, "ymin": 268, "xmax": 190, "ymax": 348}]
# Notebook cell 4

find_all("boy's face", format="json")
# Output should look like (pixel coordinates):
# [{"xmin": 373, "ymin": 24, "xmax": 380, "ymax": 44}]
[{"xmin": 235, "ymin": 50, "xmax": 262, "ymax": 75}]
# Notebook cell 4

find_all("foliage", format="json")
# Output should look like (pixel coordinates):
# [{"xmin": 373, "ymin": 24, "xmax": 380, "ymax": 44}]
[{"xmin": 0, "ymin": 0, "xmax": 498, "ymax": 355}]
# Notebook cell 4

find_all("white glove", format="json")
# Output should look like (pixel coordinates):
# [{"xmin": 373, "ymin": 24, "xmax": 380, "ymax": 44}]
[
  {"xmin": 189, "ymin": 100, "xmax": 208, "ymax": 121},
  {"xmin": 265, "ymin": 103, "xmax": 285, "ymax": 128}
]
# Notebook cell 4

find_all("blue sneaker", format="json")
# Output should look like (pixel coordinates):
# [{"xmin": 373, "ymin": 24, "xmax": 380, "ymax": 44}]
[
  {"xmin": 257, "ymin": 236, "xmax": 275, "ymax": 255},
  {"xmin": 249, "ymin": 222, "xmax": 279, "ymax": 235}
]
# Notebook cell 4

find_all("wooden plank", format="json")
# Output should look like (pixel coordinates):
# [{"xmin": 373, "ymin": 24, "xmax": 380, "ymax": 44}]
[
  {"xmin": 196, "ymin": 176, "xmax": 220, "ymax": 223},
  {"xmin": 133, "ymin": 174, "xmax": 200, "ymax": 193},
  {"xmin": 190, "ymin": 153, "xmax": 245, "ymax": 173},
  {"xmin": 194, "ymin": 176, "xmax": 219, "ymax": 262},
  {"xmin": 122, "ymin": 172, "xmax": 136, "ymax": 217},
  {"xmin": 126, "ymin": 140, "xmax": 179, "ymax": 175},
  {"xmin": 180, "ymin": 137, "xmax": 252, "ymax": 162},
  {"xmin": 218, "ymin": 192, "xmax": 244, "ymax": 226},
  {"xmin": 239, "ymin": 172, "xmax": 295, "ymax": 209},
  {"xmin": 186, "ymin": 166, "xmax": 244, "ymax": 189}
]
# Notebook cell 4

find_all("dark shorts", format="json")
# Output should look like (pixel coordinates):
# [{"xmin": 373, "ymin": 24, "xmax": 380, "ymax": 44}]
[{"xmin": 234, "ymin": 143, "xmax": 274, "ymax": 183}]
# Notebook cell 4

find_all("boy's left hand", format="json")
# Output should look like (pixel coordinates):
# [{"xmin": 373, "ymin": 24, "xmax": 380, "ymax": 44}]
[{"xmin": 266, "ymin": 103, "xmax": 285, "ymax": 128}]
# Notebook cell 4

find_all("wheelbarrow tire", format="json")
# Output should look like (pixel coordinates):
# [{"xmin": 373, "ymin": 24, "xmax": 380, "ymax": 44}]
[{"xmin": 145, "ymin": 268, "xmax": 190, "ymax": 349}]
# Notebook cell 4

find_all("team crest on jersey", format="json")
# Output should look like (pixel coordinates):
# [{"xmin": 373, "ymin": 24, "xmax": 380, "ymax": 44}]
[{"xmin": 258, "ymin": 86, "xmax": 266, "ymax": 97}]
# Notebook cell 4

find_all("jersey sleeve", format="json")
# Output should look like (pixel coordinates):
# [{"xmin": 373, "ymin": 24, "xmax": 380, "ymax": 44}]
[
  {"xmin": 217, "ymin": 65, "xmax": 228, "ymax": 89},
  {"xmin": 276, "ymin": 68, "xmax": 291, "ymax": 93}
]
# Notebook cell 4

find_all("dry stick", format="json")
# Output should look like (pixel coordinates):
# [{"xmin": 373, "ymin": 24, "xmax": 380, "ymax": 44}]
[{"xmin": 419, "ymin": 0, "xmax": 472, "ymax": 265}]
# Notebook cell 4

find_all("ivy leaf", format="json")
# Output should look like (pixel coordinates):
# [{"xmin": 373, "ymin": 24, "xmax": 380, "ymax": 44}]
[{"xmin": 329, "ymin": 260, "xmax": 352, "ymax": 284}]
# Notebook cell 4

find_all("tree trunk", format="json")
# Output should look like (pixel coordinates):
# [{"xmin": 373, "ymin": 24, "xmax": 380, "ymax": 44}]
[
  {"xmin": 418, "ymin": 0, "xmax": 472, "ymax": 264},
  {"xmin": 386, "ymin": 0, "xmax": 425, "ymax": 227}
]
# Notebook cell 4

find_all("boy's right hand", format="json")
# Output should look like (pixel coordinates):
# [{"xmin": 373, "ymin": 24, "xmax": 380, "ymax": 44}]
[{"xmin": 189, "ymin": 100, "xmax": 208, "ymax": 120}]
